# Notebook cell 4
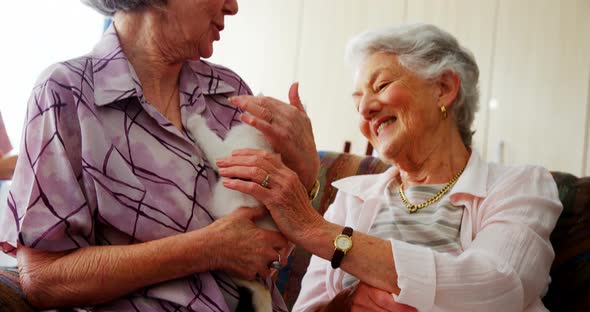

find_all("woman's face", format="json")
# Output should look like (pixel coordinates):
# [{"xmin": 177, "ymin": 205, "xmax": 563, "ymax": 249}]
[
  {"xmin": 352, "ymin": 52, "xmax": 442, "ymax": 163},
  {"xmin": 163, "ymin": 0, "xmax": 238, "ymax": 59}
]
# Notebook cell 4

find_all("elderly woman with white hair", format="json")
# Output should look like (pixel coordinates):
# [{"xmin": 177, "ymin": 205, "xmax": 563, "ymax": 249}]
[
  {"xmin": 219, "ymin": 24, "xmax": 562, "ymax": 311},
  {"xmin": 0, "ymin": 0, "xmax": 320, "ymax": 310}
]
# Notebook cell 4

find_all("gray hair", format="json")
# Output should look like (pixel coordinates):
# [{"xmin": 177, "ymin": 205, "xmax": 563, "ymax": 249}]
[
  {"xmin": 82, "ymin": 0, "xmax": 167, "ymax": 16},
  {"xmin": 345, "ymin": 23, "xmax": 480, "ymax": 147}
]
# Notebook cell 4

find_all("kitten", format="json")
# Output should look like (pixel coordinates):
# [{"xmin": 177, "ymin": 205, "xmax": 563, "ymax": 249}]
[{"xmin": 187, "ymin": 114, "xmax": 277, "ymax": 312}]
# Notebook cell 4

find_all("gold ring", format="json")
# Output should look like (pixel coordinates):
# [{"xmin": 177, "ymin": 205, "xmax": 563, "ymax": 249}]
[{"xmin": 261, "ymin": 174, "xmax": 270, "ymax": 188}]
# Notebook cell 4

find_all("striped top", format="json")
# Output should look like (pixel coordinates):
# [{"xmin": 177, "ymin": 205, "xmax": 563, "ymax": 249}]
[{"xmin": 343, "ymin": 180, "xmax": 464, "ymax": 288}]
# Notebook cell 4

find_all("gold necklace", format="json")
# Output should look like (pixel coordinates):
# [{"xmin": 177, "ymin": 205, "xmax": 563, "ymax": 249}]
[
  {"xmin": 398, "ymin": 167, "xmax": 465, "ymax": 213},
  {"xmin": 162, "ymin": 86, "xmax": 178, "ymax": 119}
]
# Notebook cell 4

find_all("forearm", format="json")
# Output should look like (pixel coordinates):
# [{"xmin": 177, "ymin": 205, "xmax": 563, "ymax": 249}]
[
  {"xmin": 299, "ymin": 220, "xmax": 400, "ymax": 295},
  {"xmin": 18, "ymin": 228, "xmax": 214, "ymax": 309},
  {"xmin": 0, "ymin": 154, "xmax": 17, "ymax": 179}
]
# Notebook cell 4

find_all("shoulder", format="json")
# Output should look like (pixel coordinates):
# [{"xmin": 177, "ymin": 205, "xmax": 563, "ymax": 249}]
[
  {"xmin": 486, "ymin": 162, "xmax": 557, "ymax": 196},
  {"xmin": 26, "ymin": 56, "xmax": 95, "ymax": 120},
  {"xmin": 32, "ymin": 56, "xmax": 94, "ymax": 97},
  {"xmin": 35, "ymin": 56, "xmax": 93, "ymax": 85},
  {"xmin": 478, "ymin": 162, "xmax": 561, "ymax": 225}
]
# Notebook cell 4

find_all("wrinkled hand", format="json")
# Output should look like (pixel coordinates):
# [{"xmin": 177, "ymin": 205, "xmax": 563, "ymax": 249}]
[
  {"xmin": 323, "ymin": 282, "xmax": 416, "ymax": 312},
  {"xmin": 229, "ymin": 83, "xmax": 320, "ymax": 192},
  {"xmin": 217, "ymin": 149, "xmax": 323, "ymax": 245},
  {"xmin": 208, "ymin": 206, "xmax": 289, "ymax": 280}
]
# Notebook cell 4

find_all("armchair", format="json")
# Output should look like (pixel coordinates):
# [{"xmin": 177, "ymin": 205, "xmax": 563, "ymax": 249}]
[{"xmin": 1, "ymin": 151, "xmax": 589, "ymax": 311}]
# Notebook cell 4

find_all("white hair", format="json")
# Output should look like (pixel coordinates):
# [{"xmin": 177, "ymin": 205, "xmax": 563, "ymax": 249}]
[
  {"xmin": 345, "ymin": 23, "xmax": 480, "ymax": 147},
  {"xmin": 81, "ymin": 0, "xmax": 167, "ymax": 16}
]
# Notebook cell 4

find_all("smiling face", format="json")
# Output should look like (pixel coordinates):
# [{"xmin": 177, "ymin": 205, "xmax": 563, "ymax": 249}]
[
  {"xmin": 162, "ymin": 0, "xmax": 238, "ymax": 59},
  {"xmin": 352, "ymin": 52, "xmax": 443, "ymax": 164}
]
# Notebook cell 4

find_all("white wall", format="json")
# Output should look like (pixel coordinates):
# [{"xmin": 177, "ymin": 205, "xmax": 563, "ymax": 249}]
[
  {"xmin": 486, "ymin": 0, "xmax": 590, "ymax": 175},
  {"xmin": 0, "ymin": 1, "xmax": 104, "ymax": 151}
]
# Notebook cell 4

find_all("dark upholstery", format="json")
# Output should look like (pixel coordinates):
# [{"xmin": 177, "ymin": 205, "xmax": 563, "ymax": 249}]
[
  {"xmin": 0, "ymin": 267, "xmax": 33, "ymax": 312},
  {"xmin": 543, "ymin": 172, "xmax": 590, "ymax": 311},
  {"xmin": 2, "ymin": 151, "xmax": 589, "ymax": 311}
]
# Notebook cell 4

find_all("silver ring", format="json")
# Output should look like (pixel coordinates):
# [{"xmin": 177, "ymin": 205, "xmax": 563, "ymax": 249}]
[
  {"xmin": 271, "ymin": 253, "xmax": 281, "ymax": 270},
  {"xmin": 261, "ymin": 174, "xmax": 270, "ymax": 188}
]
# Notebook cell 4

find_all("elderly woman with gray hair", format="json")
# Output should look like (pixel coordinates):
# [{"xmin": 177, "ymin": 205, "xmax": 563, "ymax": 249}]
[
  {"xmin": 0, "ymin": 0, "xmax": 320, "ymax": 310},
  {"xmin": 218, "ymin": 24, "xmax": 562, "ymax": 311}
]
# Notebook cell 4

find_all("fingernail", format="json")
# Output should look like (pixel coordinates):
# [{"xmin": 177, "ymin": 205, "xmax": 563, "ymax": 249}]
[
  {"xmin": 230, "ymin": 96, "xmax": 244, "ymax": 107},
  {"xmin": 241, "ymin": 114, "xmax": 253, "ymax": 123}
]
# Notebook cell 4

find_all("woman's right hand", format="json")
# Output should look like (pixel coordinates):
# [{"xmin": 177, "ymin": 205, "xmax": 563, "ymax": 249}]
[
  {"xmin": 206, "ymin": 206, "xmax": 288, "ymax": 280},
  {"xmin": 17, "ymin": 205, "xmax": 287, "ymax": 309}
]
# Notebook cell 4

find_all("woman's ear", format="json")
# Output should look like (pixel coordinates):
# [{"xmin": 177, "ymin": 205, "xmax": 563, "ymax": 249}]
[{"xmin": 437, "ymin": 71, "xmax": 461, "ymax": 109}]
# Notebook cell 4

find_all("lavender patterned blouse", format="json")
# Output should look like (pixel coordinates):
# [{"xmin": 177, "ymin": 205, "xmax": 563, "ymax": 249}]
[{"xmin": 0, "ymin": 25, "xmax": 287, "ymax": 312}]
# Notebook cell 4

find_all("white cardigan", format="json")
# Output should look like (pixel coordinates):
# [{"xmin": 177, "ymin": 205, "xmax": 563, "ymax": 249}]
[{"xmin": 293, "ymin": 151, "xmax": 562, "ymax": 312}]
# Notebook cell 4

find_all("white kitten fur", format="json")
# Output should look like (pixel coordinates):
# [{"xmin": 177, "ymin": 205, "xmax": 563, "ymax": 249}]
[{"xmin": 186, "ymin": 114, "xmax": 277, "ymax": 312}]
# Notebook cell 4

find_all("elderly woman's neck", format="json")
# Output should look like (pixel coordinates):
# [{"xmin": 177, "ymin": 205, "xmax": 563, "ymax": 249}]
[
  {"xmin": 394, "ymin": 132, "xmax": 470, "ymax": 187},
  {"xmin": 114, "ymin": 12, "xmax": 182, "ymax": 96}
]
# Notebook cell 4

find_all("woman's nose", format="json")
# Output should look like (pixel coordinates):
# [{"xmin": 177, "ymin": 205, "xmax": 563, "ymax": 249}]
[
  {"xmin": 358, "ymin": 95, "xmax": 382, "ymax": 120},
  {"xmin": 224, "ymin": 0, "xmax": 239, "ymax": 15}
]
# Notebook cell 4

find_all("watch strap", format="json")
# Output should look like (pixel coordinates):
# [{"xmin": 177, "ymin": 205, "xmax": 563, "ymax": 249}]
[{"xmin": 331, "ymin": 226, "xmax": 353, "ymax": 269}]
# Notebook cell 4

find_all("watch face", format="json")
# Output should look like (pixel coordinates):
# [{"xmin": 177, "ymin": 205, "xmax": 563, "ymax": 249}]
[{"xmin": 336, "ymin": 236, "xmax": 352, "ymax": 250}]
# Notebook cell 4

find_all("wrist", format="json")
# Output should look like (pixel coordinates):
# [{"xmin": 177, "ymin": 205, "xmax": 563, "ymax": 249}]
[
  {"xmin": 183, "ymin": 227, "xmax": 219, "ymax": 273},
  {"xmin": 298, "ymin": 219, "xmax": 342, "ymax": 261}
]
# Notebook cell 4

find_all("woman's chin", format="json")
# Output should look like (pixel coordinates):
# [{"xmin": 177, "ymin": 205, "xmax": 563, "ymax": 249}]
[
  {"xmin": 376, "ymin": 143, "xmax": 400, "ymax": 163},
  {"xmin": 198, "ymin": 43, "xmax": 215, "ymax": 59}
]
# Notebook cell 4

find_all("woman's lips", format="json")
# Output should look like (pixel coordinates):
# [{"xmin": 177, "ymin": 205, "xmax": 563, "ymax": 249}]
[
  {"xmin": 375, "ymin": 117, "xmax": 397, "ymax": 135},
  {"xmin": 212, "ymin": 26, "xmax": 220, "ymax": 40}
]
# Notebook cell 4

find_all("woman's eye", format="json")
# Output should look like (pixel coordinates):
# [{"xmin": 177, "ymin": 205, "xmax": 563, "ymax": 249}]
[{"xmin": 376, "ymin": 82, "xmax": 390, "ymax": 92}]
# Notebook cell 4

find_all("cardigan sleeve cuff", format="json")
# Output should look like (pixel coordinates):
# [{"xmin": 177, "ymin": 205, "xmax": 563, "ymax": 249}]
[{"xmin": 391, "ymin": 239, "xmax": 436, "ymax": 311}]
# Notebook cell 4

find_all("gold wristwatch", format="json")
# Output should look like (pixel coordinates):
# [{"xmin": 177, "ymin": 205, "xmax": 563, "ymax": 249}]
[
  {"xmin": 331, "ymin": 226, "xmax": 353, "ymax": 269},
  {"xmin": 308, "ymin": 179, "xmax": 320, "ymax": 200}
]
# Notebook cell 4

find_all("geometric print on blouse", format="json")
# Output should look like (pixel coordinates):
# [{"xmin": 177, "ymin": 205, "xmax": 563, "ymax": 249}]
[
  {"xmin": 0, "ymin": 23, "xmax": 287, "ymax": 312},
  {"xmin": 342, "ymin": 180, "xmax": 464, "ymax": 289}
]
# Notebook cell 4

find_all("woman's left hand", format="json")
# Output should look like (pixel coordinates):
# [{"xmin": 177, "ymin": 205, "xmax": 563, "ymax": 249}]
[
  {"xmin": 217, "ymin": 148, "xmax": 322, "ymax": 244},
  {"xmin": 323, "ymin": 282, "xmax": 416, "ymax": 312},
  {"xmin": 228, "ymin": 83, "xmax": 320, "ymax": 192}
]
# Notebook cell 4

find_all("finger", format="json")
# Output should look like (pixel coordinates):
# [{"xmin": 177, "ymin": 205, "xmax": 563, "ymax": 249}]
[
  {"xmin": 270, "ymin": 268, "xmax": 279, "ymax": 277},
  {"xmin": 239, "ymin": 112, "xmax": 292, "ymax": 157},
  {"xmin": 231, "ymin": 96, "xmax": 275, "ymax": 124},
  {"xmin": 266, "ymin": 231, "xmax": 289, "ymax": 250},
  {"xmin": 216, "ymin": 154, "xmax": 275, "ymax": 169},
  {"xmin": 277, "ymin": 247, "xmax": 291, "ymax": 267},
  {"xmin": 218, "ymin": 166, "xmax": 268, "ymax": 184},
  {"xmin": 233, "ymin": 206, "xmax": 268, "ymax": 221},
  {"xmin": 372, "ymin": 292, "xmax": 405, "ymax": 311},
  {"xmin": 257, "ymin": 266, "xmax": 272, "ymax": 279},
  {"xmin": 288, "ymin": 82, "xmax": 306, "ymax": 112},
  {"xmin": 229, "ymin": 95, "xmax": 264, "ymax": 114},
  {"xmin": 230, "ymin": 148, "xmax": 277, "ymax": 159},
  {"xmin": 223, "ymin": 178, "xmax": 268, "ymax": 203}
]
